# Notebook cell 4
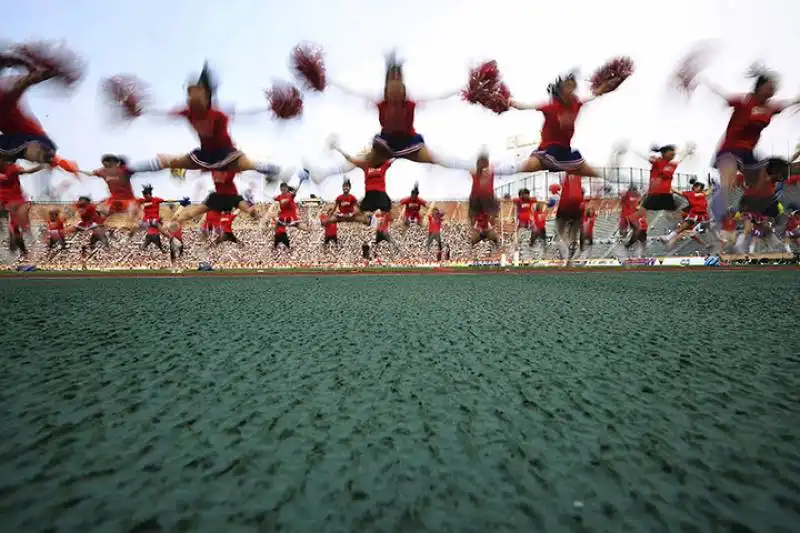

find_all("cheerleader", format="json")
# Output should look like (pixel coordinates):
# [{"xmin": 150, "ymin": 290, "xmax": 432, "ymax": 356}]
[
  {"xmin": 783, "ymin": 210, "xmax": 800, "ymax": 253},
  {"xmin": 314, "ymin": 139, "xmax": 395, "ymax": 223},
  {"xmin": 327, "ymin": 53, "xmax": 458, "ymax": 169},
  {"xmin": 664, "ymin": 180, "xmax": 712, "ymax": 250},
  {"xmin": 126, "ymin": 63, "xmax": 292, "ymax": 179},
  {"xmin": 175, "ymin": 169, "xmax": 258, "ymax": 224},
  {"xmin": 580, "ymin": 207, "xmax": 597, "ymax": 256},
  {"xmin": 470, "ymin": 211, "xmax": 499, "ymax": 246},
  {"xmin": 699, "ymin": 67, "xmax": 800, "ymax": 209},
  {"xmin": 0, "ymin": 54, "xmax": 62, "ymax": 164},
  {"xmin": 439, "ymin": 151, "xmax": 520, "ymax": 226},
  {"xmin": 622, "ymin": 143, "xmax": 694, "ymax": 213},
  {"xmin": 0, "ymin": 161, "xmax": 45, "ymax": 237},
  {"xmin": 508, "ymin": 72, "xmax": 619, "ymax": 177},
  {"xmin": 78, "ymin": 154, "xmax": 139, "ymax": 233}
]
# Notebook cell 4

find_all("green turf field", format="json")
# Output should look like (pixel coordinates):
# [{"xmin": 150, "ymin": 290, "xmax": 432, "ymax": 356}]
[{"xmin": 1, "ymin": 272, "xmax": 798, "ymax": 533}]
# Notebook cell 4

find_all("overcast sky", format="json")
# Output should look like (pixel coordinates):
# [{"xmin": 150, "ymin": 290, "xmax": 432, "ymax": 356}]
[{"xmin": 6, "ymin": 0, "xmax": 800, "ymax": 201}]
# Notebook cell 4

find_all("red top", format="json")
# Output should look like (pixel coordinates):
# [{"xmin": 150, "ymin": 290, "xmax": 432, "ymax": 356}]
[
  {"xmin": 787, "ymin": 175, "xmax": 800, "ymax": 186},
  {"xmin": 560, "ymin": 174, "xmax": 584, "ymax": 205},
  {"xmin": 537, "ymin": 98, "xmax": 583, "ymax": 149},
  {"xmin": 170, "ymin": 225, "xmax": 183, "ymax": 240},
  {"xmin": 474, "ymin": 212, "xmax": 491, "ymax": 231},
  {"xmin": 77, "ymin": 202, "xmax": 99, "ymax": 224},
  {"xmin": 204, "ymin": 210, "xmax": 221, "ymax": 228},
  {"xmin": 582, "ymin": 212, "xmax": 596, "ymax": 234},
  {"xmin": 364, "ymin": 161, "xmax": 391, "ymax": 192},
  {"xmin": 47, "ymin": 219, "xmax": 65, "ymax": 235},
  {"xmin": 335, "ymin": 193, "xmax": 358, "ymax": 215},
  {"xmin": 721, "ymin": 215, "xmax": 737, "ymax": 232},
  {"xmin": 470, "ymin": 168, "xmax": 495, "ymax": 198},
  {"xmin": 0, "ymin": 164, "xmax": 24, "ymax": 200},
  {"xmin": 682, "ymin": 191, "xmax": 708, "ymax": 214},
  {"xmin": 0, "ymin": 89, "xmax": 47, "ymax": 136},
  {"xmin": 786, "ymin": 215, "xmax": 799, "ymax": 233},
  {"xmin": 211, "ymin": 170, "xmax": 238, "ymax": 195},
  {"xmin": 95, "ymin": 167, "xmax": 135, "ymax": 199},
  {"xmin": 620, "ymin": 190, "xmax": 641, "ymax": 218},
  {"xmin": 637, "ymin": 215, "xmax": 648, "ymax": 231},
  {"xmin": 376, "ymin": 212, "xmax": 391, "ymax": 233},
  {"xmin": 220, "ymin": 212, "xmax": 236, "ymax": 233},
  {"xmin": 274, "ymin": 192, "xmax": 298, "ymax": 218},
  {"xmin": 514, "ymin": 197, "xmax": 534, "ymax": 222},
  {"xmin": 428, "ymin": 212, "xmax": 443, "ymax": 234},
  {"xmin": 170, "ymin": 107, "xmax": 235, "ymax": 151},
  {"xmin": 648, "ymin": 159, "xmax": 678, "ymax": 195},
  {"xmin": 400, "ymin": 196, "xmax": 427, "ymax": 218},
  {"xmin": 533, "ymin": 211, "xmax": 547, "ymax": 230},
  {"xmin": 720, "ymin": 96, "xmax": 782, "ymax": 151},
  {"xmin": 377, "ymin": 100, "xmax": 416, "ymax": 135},
  {"xmin": 138, "ymin": 197, "xmax": 164, "ymax": 220},
  {"xmin": 320, "ymin": 214, "xmax": 337, "ymax": 237}
]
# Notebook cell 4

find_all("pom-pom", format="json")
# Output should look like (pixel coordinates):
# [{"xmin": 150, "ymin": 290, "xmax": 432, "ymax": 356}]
[
  {"xmin": 549, "ymin": 183, "xmax": 562, "ymax": 195},
  {"xmin": 10, "ymin": 40, "xmax": 85, "ymax": 89},
  {"xmin": 590, "ymin": 56, "xmax": 634, "ymax": 96},
  {"xmin": 266, "ymin": 84, "xmax": 303, "ymax": 120},
  {"xmin": 547, "ymin": 196, "xmax": 558, "ymax": 208},
  {"xmin": 101, "ymin": 75, "xmax": 150, "ymax": 120},
  {"xmin": 291, "ymin": 43, "xmax": 326, "ymax": 91},
  {"xmin": 179, "ymin": 197, "xmax": 191, "ymax": 207},
  {"xmin": 672, "ymin": 44, "xmax": 713, "ymax": 94},
  {"xmin": 462, "ymin": 60, "xmax": 511, "ymax": 114}
]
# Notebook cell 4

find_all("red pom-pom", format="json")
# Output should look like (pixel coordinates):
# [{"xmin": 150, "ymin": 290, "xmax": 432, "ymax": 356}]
[
  {"xmin": 266, "ymin": 84, "xmax": 303, "ymax": 119},
  {"xmin": 549, "ymin": 183, "xmax": 562, "ymax": 195},
  {"xmin": 291, "ymin": 43, "xmax": 326, "ymax": 91},
  {"xmin": 462, "ymin": 60, "xmax": 510, "ymax": 114},
  {"xmin": 10, "ymin": 40, "xmax": 85, "ymax": 89},
  {"xmin": 590, "ymin": 56, "xmax": 634, "ymax": 96},
  {"xmin": 672, "ymin": 45, "xmax": 713, "ymax": 94},
  {"xmin": 101, "ymin": 75, "xmax": 150, "ymax": 121}
]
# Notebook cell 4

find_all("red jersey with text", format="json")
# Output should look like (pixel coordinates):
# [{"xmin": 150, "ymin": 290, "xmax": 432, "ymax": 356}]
[
  {"xmin": 537, "ymin": 98, "xmax": 583, "ymax": 148},
  {"xmin": 720, "ymin": 96, "xmax": 783, "ymax": 151},
  {"xmin": 170, "ymin": 107, "xmax": 235, "ymax": 151},
  {"xmin": 400, "ymin": 196, "xmax": 427, "ymax": 219}
]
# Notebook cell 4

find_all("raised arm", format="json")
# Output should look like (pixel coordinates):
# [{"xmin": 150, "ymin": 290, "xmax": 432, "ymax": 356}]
[
  {"xmin": 329, "ymin": 80, "xmax": 378, "ymax": 104},
  {"xmin": 416, "ymin": 89, "xmax": 461, "ymax": 105},
  {"xmin": 508, "ymin": 99, "xmax": 541, "ymax": 111},
  {"xmin": 17, "ymin": 164, "xmax": 47, "ymax": 175},
  {"xmin": 3, "ymin": 68, "xmax": 56, "ymax": 101},
  {"xmin": 674, "ymin": 142, "xmax": 696, "ymax": 166}
]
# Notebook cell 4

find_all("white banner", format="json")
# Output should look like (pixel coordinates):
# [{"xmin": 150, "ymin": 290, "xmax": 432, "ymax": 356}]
[{"xmin": 659, "ymin": 256, "xmax": 707, "ymax": 267}]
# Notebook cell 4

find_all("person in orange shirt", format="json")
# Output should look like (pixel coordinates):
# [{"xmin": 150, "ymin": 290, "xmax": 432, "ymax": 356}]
[{"xmin": 426, "ymin": 207, "xmax": 444, "ymax": 252}]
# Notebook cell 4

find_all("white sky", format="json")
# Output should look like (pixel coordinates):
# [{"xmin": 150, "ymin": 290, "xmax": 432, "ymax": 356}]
[{"xmin": 6, "ymin": 0, "xmax": 800, "ymax": 201}]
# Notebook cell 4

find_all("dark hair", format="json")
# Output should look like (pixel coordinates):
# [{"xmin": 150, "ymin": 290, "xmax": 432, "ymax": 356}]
[
  {"xmin": 746, "ymin": 64, "xmax": 775, "ymax": 93},
  {"xmin": 651, "ymin": 144, "xmax": 676, "ymax": 155},
  {"xmin": 189, "ymin": 61, "xmax": 216, "ymax": 107},
  {"xmin": 547, "ymin": 71, "xmax": 577, "ymax": 101},
  {"xmin": 765, "ymin": 157, "xmax": 789, "ymax": 181},
  {"xmin": 343, "ymin": 179, "xmax": 351, "ymax": 187},
  {"xmin": 142, "ymin": 184, "xmax": 153, "ymax": 194},
  {"xmin": 280, "ymin": 182, "xmax": 289, "ymax": 188},
  {"xmin": 383, "ymin": 52, "xmax": 405, "ymax": 100},
  {"xmin": 78, "ymin": 196, "xmax": 91, "ymax": 203},
  {"xmin": 411, "ymin": 186, "xmax": 419, "ymax": 196}
]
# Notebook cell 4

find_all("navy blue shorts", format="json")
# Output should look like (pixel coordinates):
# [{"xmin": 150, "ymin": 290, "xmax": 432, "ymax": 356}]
[
  {"xmin": 713, "ymin": 149, "xmax": 764, "ymax": 171},
  {"xmin": 373, "ymin": 132, "xmax": 425, "ymax": 157},
  {"xmin": 188, "ymin": 147, "xmax": 243, "ymax": 170},
  {"xmin": 531, "ymin": 145, "xmax": 584, "ymax": 172},
  {"xmin": 0, "ymin": 133, "xmax": 57, "ymax": 162}
]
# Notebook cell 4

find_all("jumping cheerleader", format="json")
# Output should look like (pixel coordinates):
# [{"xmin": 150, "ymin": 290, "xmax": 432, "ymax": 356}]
[
  {"xmin": 619, "ymin": 184, "xmax": 641, "ymax": 238},
  {"xmin": 175, "ymin": 169, "xmax": 258, "ymax": 224},
  {"xmin": 513, "ymin": 188, "xmax": 535, "ymax": 233},
  {"xmin": 312, "ymin": 140, "xmax": 395, "ymax": 224},
  {"xmin": 530, "ymin": 203, "xmax": 549, "ymax": 249},
  {"xmin": 274, "ymin": 182, "xmax": 309, "ymax": 232},
  {"xmin": 625, "ymin": 207, "xmax": 649, "ymax": 257},
  {"xmin": 168, "ymin": 222, "xmax": 184, "ymax": 264},
  {"xmin": 698, "ymin": 66, "xmax": 800, "ymax": 209},
  {"xmin": 620, "ymin": 143, "xmax": 694, "ymax": 213},
  {"xmin": 0, "ymin": 161, "xmax": 44, "ymax": 237},
  {"xmin": 783, "ymin": 210, "xmax": 800, "ymax": 253},
  {"xmin": 122, "ymin": 63, "xmax": 291, "ymax": 179},
  {"xmin": 329, "ymin": 179, "xmax": 359, "ymax": 223},
  {"xmin": 470, "ymin": 211, "xmax": 499, "ymax": 247},
  {"xmin": 733, "ymin": 158, "xmax": 789, "ymax": 253},
  {"xmin": 580, "ymin": 207, "xmax": 597, "ymax": 257},
  {"xmin": 137, "ymin": 184, "xmax": 184, "ymax": 241},
  {"xmin": 44, "ymin": 208, "xmax": 67, "ymax": 256},
  {"xmin": 398, "ymin": 184, "xmax": 428, "ymax": 227},
  {"xmin": 324, "ymin": 53, "xmax": 459, "ymax": 170},
  {"xmin": 78, "ymin": 154, "xmax": 139, "ymax": 233},
  {"xmin": 508, "ymin": 71, "xmax": 622, "ymax": 177},
  {"xmin": 439, "ymin": 151, "xmax": 520, "ymax": 226},
  {"xmin": 68, "ymin": 197, "xmax": 109, "ymax": 249},
  {"xmin": 664, "ymin": 180, "xmax": 712, "ymax": 250},
  {"xmin": 0, "ymin": 47, "xmax": 77, "ymax": 164}
]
